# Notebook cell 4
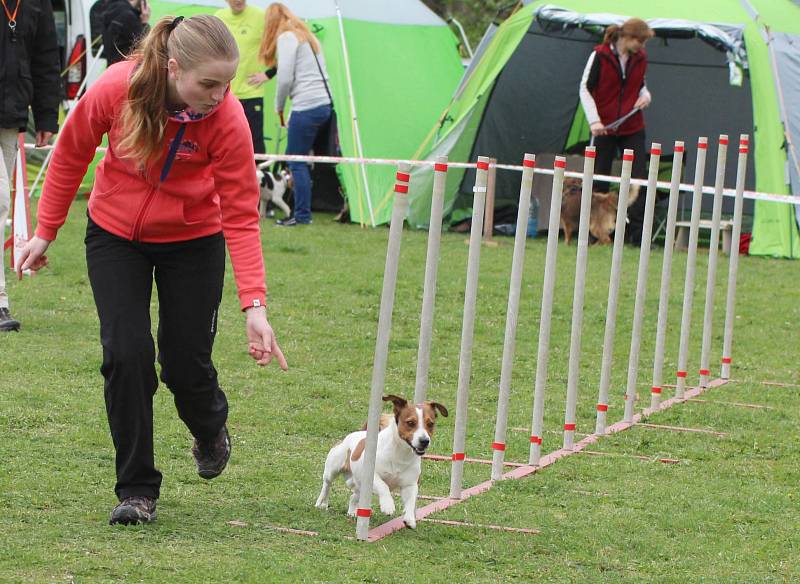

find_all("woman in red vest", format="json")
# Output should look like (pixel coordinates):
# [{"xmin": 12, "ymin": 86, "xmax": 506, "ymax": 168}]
[{"xmin": 579, "ymin": 18, "xmax": 654, "ymax": 246}]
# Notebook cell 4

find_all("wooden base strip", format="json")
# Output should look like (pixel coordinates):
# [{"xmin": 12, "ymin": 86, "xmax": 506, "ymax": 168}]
[
  {"xmin": 581, "ymin": 450, "xmax": 682, "ymax": 464},
  {"xmin": 421, "ymin": 518, "xmax": 540, "ymax": 534},
  {"xmin": 688, "ymin": 398, "xmax": 774, "ymax": 410},
  {"xmin": 637, "ymin": 423, "xmax": 728, "ymax": 438},
  {"xmin": 423, "ymin": 454, "xmax": 527, "ymax": 468}
]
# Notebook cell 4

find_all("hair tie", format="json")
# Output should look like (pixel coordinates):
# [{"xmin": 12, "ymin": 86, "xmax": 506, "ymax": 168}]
[{"xmin": 169, "ymin": 16, "xmax": 184, "ymax": 32}]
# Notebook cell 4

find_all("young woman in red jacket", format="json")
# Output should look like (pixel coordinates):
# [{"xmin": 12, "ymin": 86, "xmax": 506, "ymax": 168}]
[
  {"xmin": 16, "ymin": 14, "xmax": 288, "ymax": 525},
  {"xmin": 579, "ymin": 18, "xmax": 654, "ymax": 246}
]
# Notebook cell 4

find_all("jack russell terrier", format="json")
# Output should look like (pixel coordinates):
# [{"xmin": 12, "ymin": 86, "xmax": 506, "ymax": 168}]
[
  {"xmin": 315, "ymin": 395, "xmax": 448, "ymax": 528},
  {"xmin": 255, "ymin": 161, "xmax": 293, "ymax": 219}
]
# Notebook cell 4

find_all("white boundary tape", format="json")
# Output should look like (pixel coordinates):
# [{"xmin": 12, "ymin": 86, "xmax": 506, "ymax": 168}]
[{"xmin": 23, "ymin": 145, "xmax": 800, "ymax": 206}]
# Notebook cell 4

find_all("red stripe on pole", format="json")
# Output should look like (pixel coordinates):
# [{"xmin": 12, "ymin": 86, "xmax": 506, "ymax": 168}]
[
  {"xmin": 740, "ymin": 147, "xmax": 749, "ymax": 154},
  {"xmin": 651, "ymin": 148, "xmax": 662, "ymax": 156},
  {"xmin": 651, "ymin": 386, "xmax": 662, "ymax": 394},
  {"xmin": 722, "ymin": 357, "xmax": 732, "ymax": 364},
  {"xmin": 530, "ymin": 436, "xmax": 542, "ymax": 445},
  {"xmin": 477, "ymin": 161, "xmax": 489, "ymax": 170},
  {"xmin": 394, "ymin": 184, "xmax": 408, "ymax": 194},
  {"xmin": 623, "ymin": 153, "xmax": 634, "ymax": 161},
  {"xmin": 554, "ymin": 158, "xmax": 566, "ymax": 168},
  {"xmin": 491, "ymin": 442, "xmax": 506, "ymax": 451},
  {"xmin": 452, "ymin": 452, "xmax": 466, "ymax": 461},
  {"xmin": 675, "ymin": 145, "xmax": 685, "ymax": 153},
  {"xmin": 720, "ymin": 137, "xmax": 729, "ymax": 145},
  {"xmin": 396, "ymin": 172, "xmax": 410, "ymax": 182},
  {"xmin": 596, "ymin": 404, "xmax": 608, "ymax": 412},
  {"xmin": 699, "ymin": 369, "xmax": 710, "ymax": 376},
  {"xmin": 523, "ymin": 158, "xmax": 535, "ymax": 168},
  {"xmin": 698, "ymin": 141, "xmax": 708, "ymax": 150},
  {"xmin": 677, "ymin": 371, "xmax": 688, "ymax": 378},
  {"xmin": 434, "ymin": 163, "xmax": 448, "ymax": 172},
  {"xmin": 356, "ymin": 508, "xmax": 372, "ymax": 518},
  {"xmin": 741, "ymin": 136, "xmax": 750, "ymax": 145},
  {"xmin": 585, "ymin": 149, "xmax": 596, "ymax": 159},
  {"xmin": 564, "ymin": 423, "xmax": 576, "ymax": 431}
]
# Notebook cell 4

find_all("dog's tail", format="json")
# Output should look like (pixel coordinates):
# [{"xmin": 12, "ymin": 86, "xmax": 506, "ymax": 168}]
[{"xmin": 626, "ymin": 184, "xmax": 640, "ymax": 208}]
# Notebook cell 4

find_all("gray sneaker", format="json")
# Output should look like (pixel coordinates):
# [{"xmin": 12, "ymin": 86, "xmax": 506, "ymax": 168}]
[
  {"xmin": 0, "ymin": 307, "xmax": 20, "ymax": 332},
  {"xmin": 109, "ymin": 496, "xmax": 157, "ymax": 525},
  {"xmin": 191, "ymin": 425, "xmax": 231, "ymax": 479}
]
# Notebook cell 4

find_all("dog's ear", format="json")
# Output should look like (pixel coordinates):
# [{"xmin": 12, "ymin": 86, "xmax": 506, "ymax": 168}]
[
  {"xmin": 425, "ymin": 401, "xmax": 449, "ymax": 418},
  {"xmin": 383, "ymin": 394, "xmax": 407, "ymax": 417}
]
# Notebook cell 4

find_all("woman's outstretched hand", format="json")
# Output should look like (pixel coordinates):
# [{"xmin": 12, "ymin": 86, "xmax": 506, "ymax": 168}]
[{"xmin": 245, "ymin": 306, "xmax": 288, "ymax": 370}]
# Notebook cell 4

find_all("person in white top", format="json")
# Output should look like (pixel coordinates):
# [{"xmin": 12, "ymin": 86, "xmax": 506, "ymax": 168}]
[
  {"xmin": 578, "ymin": 18, "xmax": 654, "ymax": 246},
  {"xmin": 258, "ymin": 2, "xmax": 332, "ymax": 226}
]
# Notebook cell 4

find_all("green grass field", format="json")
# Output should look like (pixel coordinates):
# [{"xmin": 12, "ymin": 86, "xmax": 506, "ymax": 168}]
[{"xmin": 2, "ymin": 200, "xmax": 799, "ymax": 582}]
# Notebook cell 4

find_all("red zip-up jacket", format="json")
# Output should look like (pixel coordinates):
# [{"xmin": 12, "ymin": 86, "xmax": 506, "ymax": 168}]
[
  {"xmin": 586, "ymin": 43, "xmax": 647, "ymax": 135},
  {"xmin": 36, "ymin": 60, "xmax": 266, "ymax": 310}
]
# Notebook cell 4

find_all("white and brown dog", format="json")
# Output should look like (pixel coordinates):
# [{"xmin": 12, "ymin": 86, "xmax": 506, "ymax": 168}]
[
  {"xmin": 256, "ymin": 161, "xmax": 293, "ymax": 218},
  {"xmin": 315, "ymin": 395, "xmax": 448, "ymax": 528}
]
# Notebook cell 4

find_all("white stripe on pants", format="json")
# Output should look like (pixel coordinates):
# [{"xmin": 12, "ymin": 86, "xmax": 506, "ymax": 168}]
[{"xmin": 0, "ymin": 128, "xmax": 19, "ymax": 308}]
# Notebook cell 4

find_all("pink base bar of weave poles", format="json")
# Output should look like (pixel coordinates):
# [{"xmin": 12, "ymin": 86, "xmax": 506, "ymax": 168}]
[{"xmin": 367, "ymin": 378, "xmax": 728, "ymax": 542}]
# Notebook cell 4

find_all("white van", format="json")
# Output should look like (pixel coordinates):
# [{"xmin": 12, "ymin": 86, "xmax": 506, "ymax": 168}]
[{"xmin": 56, "ymin": 0, "xmax": 106, "ymax": 109}]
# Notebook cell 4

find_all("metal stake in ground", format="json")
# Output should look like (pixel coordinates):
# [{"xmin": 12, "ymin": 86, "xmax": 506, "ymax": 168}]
[
  {"xmin": 721, "ymin": 135, "xmax": 749, "ymax": 380},
  {"xmin": 650, "ymin": 141, "xmax": 685, "ymax": 410},
  {"xmin": 414, "ymin": 155, "xmax": 449, "ymax": 404},
  {"xmin": 491, "ymin": 153, "xmax": 536, "ymax": 480},
  {"xmin": 675, "ymin": 137, "xmax": 709, "ymax": 399},
  {"xmin": 699, "ymin": 135, "xmax": 729, "ymax": 388},
  {"xmin": 528, "ymin": 156, "xmax": 567, "ymax": 465},
  {"xmin": 449, "ymin": 156, "xmax": 490, "ymax": 499},
  {"xmin": 594, "ymin": 149, "xmax": 635, "ymax": 435},
  {"xmin": 623, "ymin": 144, "xmax": 662, "ymax": 422},
  {"xmin": 563, "ymin": 147, "xmax": 596, "ymax": 450},
  {"xmin": 355, "ymin": 164, "xmax": 411, "ymax": 541}
]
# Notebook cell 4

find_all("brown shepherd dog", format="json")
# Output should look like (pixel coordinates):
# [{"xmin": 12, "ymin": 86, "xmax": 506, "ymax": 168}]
[{"xmin": 560, "ymin": 177, "xmax": 640, "ymax": 245}]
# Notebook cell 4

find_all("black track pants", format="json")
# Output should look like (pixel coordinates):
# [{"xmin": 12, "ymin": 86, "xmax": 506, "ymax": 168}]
[{"xmin": 85, "ymin": 218, "xmax": 228, "ymax": 500}]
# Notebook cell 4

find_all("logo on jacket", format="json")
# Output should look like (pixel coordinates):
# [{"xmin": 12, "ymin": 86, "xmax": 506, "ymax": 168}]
[{"xmin": 174, "ymin": 139, "xmax": 200, "ymax": 161}]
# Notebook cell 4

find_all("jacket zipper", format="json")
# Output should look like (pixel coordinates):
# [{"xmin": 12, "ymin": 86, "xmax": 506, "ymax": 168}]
[
  {"xmin": 130, "ymin": 123, "xmax": 186, "ymax": 241},
  {"xmin": 132, "ymin": 185, "xmax": 157, "ymax": 241}
]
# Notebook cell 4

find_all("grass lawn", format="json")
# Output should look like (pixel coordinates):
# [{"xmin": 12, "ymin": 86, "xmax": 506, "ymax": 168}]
[{"xmin": 1, "ymin": 199, "xmax": 799, "ymax": 583}]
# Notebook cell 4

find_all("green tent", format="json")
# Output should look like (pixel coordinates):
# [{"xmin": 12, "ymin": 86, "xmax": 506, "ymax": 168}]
[
  {"xmin": 143, "ymin": 0, "xmax": 464, "ymax": 226},
  {"xmin": 408, "ymin": 0, "xmax": 800, "ymax": 258}
]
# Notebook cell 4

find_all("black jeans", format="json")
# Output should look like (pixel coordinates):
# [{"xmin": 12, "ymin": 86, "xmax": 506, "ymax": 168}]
[
  {"xmin": 240, "ymin": 97, "xmax": 265, "ymax": 155},
  {"xmin": 85, "ymin": 218, "xmax": 228, "ymax": 501},
  {"xmin": 594, "ymin": 129, "xmax": 648, "ymax": 245}
]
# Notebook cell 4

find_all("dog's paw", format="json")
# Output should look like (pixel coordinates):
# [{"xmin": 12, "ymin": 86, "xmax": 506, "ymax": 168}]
[
  {"xmin": 314, "ymin": 500, "xmax": 329, "ymax": 510},
  {"xmin": 379, "ymin": 499, "xmax": 396, "ymax": 516},
  {"xmin": 347, "ymin": 507, "xmax": 357, "ymax": 517},
  {"xmin": 403, "ymin": 516, "xmax": 417, "ymax": 529}
]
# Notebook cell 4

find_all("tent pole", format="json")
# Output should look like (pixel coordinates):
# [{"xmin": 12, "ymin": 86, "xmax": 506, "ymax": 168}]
[{"xmin": 334, "ymin": 0, "xmax": 375, "ymax": 227}]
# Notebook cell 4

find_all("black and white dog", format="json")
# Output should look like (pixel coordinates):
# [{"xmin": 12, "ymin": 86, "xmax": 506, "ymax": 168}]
[{"xmin": 255, "ymin": 161, "xmax": 293, "ymax": 218}]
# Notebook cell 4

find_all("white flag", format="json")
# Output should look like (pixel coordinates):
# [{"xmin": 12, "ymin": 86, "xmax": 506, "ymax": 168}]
[{"xmin": 11, "ymin": 135, "xmax": 31, "ymax": 275}]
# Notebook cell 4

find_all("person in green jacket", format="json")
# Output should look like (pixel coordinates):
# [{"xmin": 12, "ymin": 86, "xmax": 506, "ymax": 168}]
[{"xmin": 216, "ymin": 0, "xmax": 268, "ymax": 154}]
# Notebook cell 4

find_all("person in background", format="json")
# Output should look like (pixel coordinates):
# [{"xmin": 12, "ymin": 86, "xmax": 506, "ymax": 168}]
[
  {"xmin": 0, "ymin": 0, "xmax": 61, "ymax": 332},
  {"xmin": 579, "ymin": 17, "xmax": 654, "ymax": 246},
  {"xmin": 16, "ymin": 14, "xmax": 288, "ymax": 525},
  {"xmin": 216, "ymin": 0, "xmax": 271, "ymax": 155},
  {"xmin": 103, "ymin": 0, "xmax": 151, "ymax": 65},
  {"xmin": 257, "ymin": 2, "xmax": 331, "ymax": 227}
]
